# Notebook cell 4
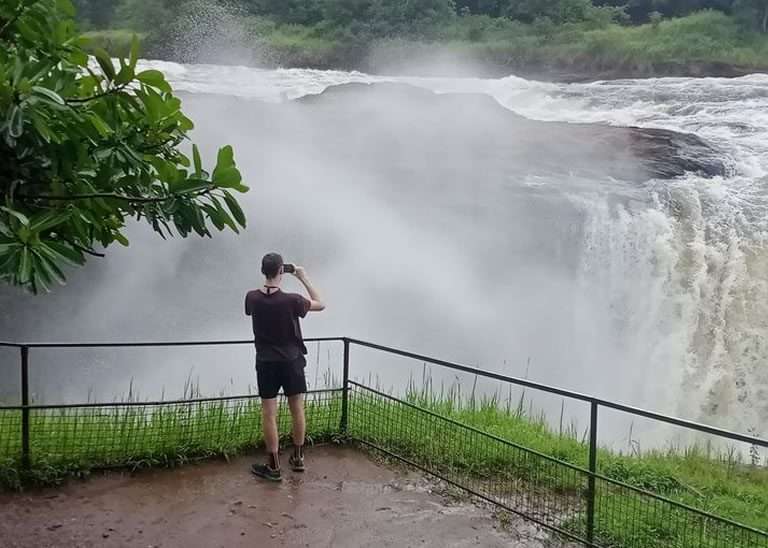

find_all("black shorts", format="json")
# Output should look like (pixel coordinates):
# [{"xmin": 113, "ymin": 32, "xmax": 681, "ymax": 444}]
[{"xmin": 256, "ymin": 356, "xmax": 307, "ymax": 399}]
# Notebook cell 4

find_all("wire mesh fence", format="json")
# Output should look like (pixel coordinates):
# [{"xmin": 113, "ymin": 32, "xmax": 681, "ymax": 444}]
[
  {"xmin": 0, "ymin": 389, "xmax": 342, "ymax": 486},
  {"xmin": 2, "ymin": 337, "xmax": 767, "ymax": 548},
  {"xmin": 347, "ymin": 381, "xmax": 768, "ymax": 548},
  {"xmin": 347, "ymin": 381, "xmax": 590, "ymax": 543},
  {"xmin": 591, "ymin": 476, "xmax": 768, "ymax": 548}
]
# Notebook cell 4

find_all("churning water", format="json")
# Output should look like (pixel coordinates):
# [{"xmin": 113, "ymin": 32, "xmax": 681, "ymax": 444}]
[{"xmin": 2, "ymin": 63, "xmax": 766, "ymax": 444}]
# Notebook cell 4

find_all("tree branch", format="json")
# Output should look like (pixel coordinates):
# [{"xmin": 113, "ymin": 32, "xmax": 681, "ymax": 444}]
[
  {"xmin": 64, "ymin": 239, "xmax": 105, "ymax": 258},
  {"xmin": 19, "ymin": 189, "xmax": 214, "ymax": 204},
  {"xmin": 137, "ymin": 136, "xmax": 182, "ymax": 153},
  {"xmin": 0, "ymin": 2, "xmax": 26, "ymax": 39},
  {"xmin": 66, "ymin": 84, "xmax": 130, "ymax": 105}
]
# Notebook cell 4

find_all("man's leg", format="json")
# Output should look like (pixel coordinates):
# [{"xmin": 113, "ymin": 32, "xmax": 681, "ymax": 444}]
[
  {"xmin": 285, "ymin": 356, "xmax": 308, "ymax": 471},
  {"xmin": 251, "ymin": 397, "xmax": 282, "ymax": 481},
  {"xmin": 262, "ymin": 397, "xmax": 280, "ymax": 466},
  {"xmin": 252, "ymin": 363, "xmax": 282, "ymax": 481},
  {"xmin": 288, "ymin": 394, "xmax": 306, "ymax": 446},
  {"xmin": 287, "ymin": 394, "xmax": 306, "ymax": 471}
]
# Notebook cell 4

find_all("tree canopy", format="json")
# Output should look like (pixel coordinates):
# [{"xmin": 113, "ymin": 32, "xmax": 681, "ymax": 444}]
[
  {"xmin": 77, "ymin": 0, "xmax": 768, "ymax": 33},
  {"xmin": 0, "ymin": 0, "xmax": 248, "ymax": 294}
]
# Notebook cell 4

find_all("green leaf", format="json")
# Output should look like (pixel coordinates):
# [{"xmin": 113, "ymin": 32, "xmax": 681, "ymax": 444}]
[
  {"xmin": 130, "ymin": 34, "xmax": 140, "ymax": 69},
  {"xmin": 0, "ymin": 246, "xmax": 18, "ymax": 273},
  {"xmin": 36, "ymin": 246, "xmax": 68, "ymax": 284},
  {"xmin": 30, "ymin": 112, "xmax": 52, "ymax": 142},
  {"xmin": 18, "ymin": 79, "xmax": 32, "ymax": 95},
  {"xmin": 0, "ymin": 217, "xmax": 11, "ymax": 236},
  {"xmin": 8, "ymin": 105, "xmax": 24, "ymax": 138},
  {"xmin": 94, "ymin": 48, "xmax": 115, "ymax": 81},
  {"xmin": 178, "ymin": 114, "xmax": 194, "ymax": 132},
  {"xmin": 223, "ymin": 192, "xmax": 247, "ymax": 227},
  {"xmin": 89, "ymin": 113, "xmax": 113, "ymax": 137},
  {"xmin": 32, "ymin": 270, "xmax": 51, "ymax": 294},
  {"xmin": 70, "ymin": 50, "xmax": 89, "ymax": 67},
  {"xmin": 46, "ymin": 241, "xmax": 86, "ymax": 266},
  {"xmin": 114, "ymin": 232, "xmax": 130, "ymax": 246},
  {"xmin": 192, "ymin": 144, "xmax": 202, "ymax": 177},
  {"xmin": 0, "ymin": 207, "xmax": 30, "ymax": 226},
  {"xmin": 115, "ymin": 65, "xmax": 135, "ymax": 86},
  {"xmin": 137, "ymin": 88, "xmax": 164, "ymax": 121},
  {"xmin": 75, "ymin": 35, "xmax": 91, "ymax": 49},
  {"xmin": 32, "ymin": 86, "xmax": 65, "ymax": 105},
  {"xmin": 217, "ymin": 145, "xmax": 235, "ymax": 169},
  {"xmin": 15, "ymin": 20, "xmax": 36, "ymax": 43},
  {"xmin": 29, "ymin": 211, "xmax": 71, "ymax": 233},
  {"xmin": 31, "ymin": 252, "xmax": 53, "ymax": 288},
  {"xmin": 209, "ymin": 198, "xmax": 238, "ymax": 233},
  {"xmin": 12, "ymin": 57, "xmax": 24, "ymax": 87},
  {"xmin": 55, "ymin": 0, "xmax": 76, "ymax": 17},
  {"xmin": 137, "ymin": 70, "xmax": 171, "ymax": 93},
  {"xmin": 69, "ymin": 215, "xmax": 89, "ymax": 242},
  {"xmin": 174, "ymin": 179, "xmax": 211, "ymax": 194},
  {"xmin": 0, "ymin": 242, "xmax": 22, "ymax": 255},
  {"xmin": 203, "ymin": 205, "xmax": 226, "ymax": 231},
  {"xmin": 212, "ymin": 167, "xmax": 242, "ymax": 188},
  {"xmin": 18, "ymin": 247, "xmax": 32, "ymax": 284},
  {"xmin": 149, "ymin": 157, "xmax": 178, "ymax": 182}
]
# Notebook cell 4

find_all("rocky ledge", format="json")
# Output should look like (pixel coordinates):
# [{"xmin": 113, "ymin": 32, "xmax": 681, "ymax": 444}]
[{"xmin": 298, "ymin": 82, "xmax": 728, "ymax": 181}]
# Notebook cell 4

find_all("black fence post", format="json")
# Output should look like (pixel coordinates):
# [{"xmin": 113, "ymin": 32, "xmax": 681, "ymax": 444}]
[
  {"xmin": 586, "ymin": 400, "xmax": 599, "ymax": 545},
  {"xmin": 340, "ymin": 338, "xmax": 350, "ymax": 435},
  {"xmin": 20, "ymin": 345, "xmax": 30, "ymax": 470}
]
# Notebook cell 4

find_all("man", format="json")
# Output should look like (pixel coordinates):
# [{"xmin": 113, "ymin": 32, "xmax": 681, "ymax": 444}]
[{"xmin": 245, "ymin": 252, "xmax": 326, "ymax": 481}]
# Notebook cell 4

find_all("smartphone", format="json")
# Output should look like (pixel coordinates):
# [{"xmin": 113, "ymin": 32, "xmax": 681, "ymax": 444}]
[{"xmin": 283, "ymin": 263, "xmax": 296, "ymax": 274}]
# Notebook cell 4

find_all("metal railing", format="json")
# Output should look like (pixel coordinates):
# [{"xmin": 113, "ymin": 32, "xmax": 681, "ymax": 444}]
[
  {"xmin": 342, "ymin": 338, "xmax": 768, "ymax": 547},
  {"xmin": 0, "ymin": 337, "xmax": 344, "ymax": 473},
  {"xmin": 1, "ymin": 337, "xmax": 767, "ymax": 547}
]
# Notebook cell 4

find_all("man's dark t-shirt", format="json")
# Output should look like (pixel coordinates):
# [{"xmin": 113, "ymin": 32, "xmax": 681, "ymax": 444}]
[{"xmin": 245, "ymin": 289, "xmax": 311, "ymax": 362}]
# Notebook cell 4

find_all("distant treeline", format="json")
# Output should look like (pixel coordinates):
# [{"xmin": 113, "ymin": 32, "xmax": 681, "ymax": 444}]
[
  {"xmin": 73, "ymin": 0, "xmax": 768, "ymax": 78},
  {"xmin": 73, "ymin": 0, "xmax": 768, "ymax": 36}
]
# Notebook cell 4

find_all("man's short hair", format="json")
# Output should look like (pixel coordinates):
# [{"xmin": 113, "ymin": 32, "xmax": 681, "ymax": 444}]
[{"xmin": 261, "ymin": 252, "xmax": 284, "ymax": 278}]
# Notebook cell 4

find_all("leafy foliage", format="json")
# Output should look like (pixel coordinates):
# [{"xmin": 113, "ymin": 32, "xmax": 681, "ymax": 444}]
[
  {"xmin": 105, "ymin": 0, "xmax": 608, "ymax": 60},
  {"xmin": 91, "ymin": 0, "xmax": 768, "ymax": 36},
  {"xmin": 733, "ymin": 0, "xmax": 768, "ymax": 32},
  {"xmin": 0, "ymin": 0, "xmax": 248, "ymax": 294},
  {"xmin": 71, "ymin": 0, "xmax": 120, "ymax": 28}
]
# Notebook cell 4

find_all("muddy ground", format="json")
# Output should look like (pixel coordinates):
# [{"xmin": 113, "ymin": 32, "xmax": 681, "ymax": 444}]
[{"xmin": 0, "ymin": 446, "xmax": 570, "ymax": 547}]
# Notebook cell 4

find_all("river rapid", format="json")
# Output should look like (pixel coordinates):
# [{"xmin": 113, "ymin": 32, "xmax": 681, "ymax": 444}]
[{"xmin": 2, "ymin": 63, "xmax": 766, "ymax": 447}]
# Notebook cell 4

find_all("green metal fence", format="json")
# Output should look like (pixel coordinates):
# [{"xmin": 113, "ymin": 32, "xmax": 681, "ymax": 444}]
[{"xmin": 0, "ymin": 391, "xmax": 342, "ymax": 473}]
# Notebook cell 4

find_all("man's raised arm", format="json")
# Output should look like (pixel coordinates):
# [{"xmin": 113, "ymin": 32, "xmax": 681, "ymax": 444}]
[{"xmin": 293, "ymin": 267, "xmax": 325, "ymax": 311}]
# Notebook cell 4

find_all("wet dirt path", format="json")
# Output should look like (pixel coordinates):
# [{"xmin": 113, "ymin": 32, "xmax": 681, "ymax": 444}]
[{"xmin": 0, "ymin": 446, "xmax": 564, "ymax": 547}]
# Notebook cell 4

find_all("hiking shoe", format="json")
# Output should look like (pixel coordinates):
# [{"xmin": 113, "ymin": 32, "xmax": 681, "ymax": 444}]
[
  {"xmin": 289, "ymin": 454, "xmax": 305, "ymax": 472},
  {"xmin": 251, "ymin": 463, "xmax": 282, "ymax": 482}
]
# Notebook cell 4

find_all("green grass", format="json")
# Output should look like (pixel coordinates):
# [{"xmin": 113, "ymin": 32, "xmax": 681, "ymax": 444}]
[
  {"xmin": 0, "ymin": 391, "xmax": 342, "ymax": 489},
  {"xmin": 432, "ymin": 400, "xmax": 768, "ymax": 530},
  {"xmin": 82, "ymin": 29, "xmax": 146, "ymax": 58},
  {"xmin": 347, "ymin": 375, "xmax": 768, "ymax": 547}
]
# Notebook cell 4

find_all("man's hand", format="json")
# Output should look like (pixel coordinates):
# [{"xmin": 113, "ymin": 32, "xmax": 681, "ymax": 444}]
[
  {"xmin": 293, "ymin": 266, "xmax": 307, "ymax": 280},
  {"xmin": 292, "ymin": 266, "xmax": 325, "ymax": 311}
]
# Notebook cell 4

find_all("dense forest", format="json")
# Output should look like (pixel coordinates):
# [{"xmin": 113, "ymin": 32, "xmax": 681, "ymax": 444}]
[
  {"xmin": 72, "ymin": 0, "xmax": 768, "ymax": 33},
  {"xmin": 73, "ymin": 0, "xmax": 768, "ymax": 78}
]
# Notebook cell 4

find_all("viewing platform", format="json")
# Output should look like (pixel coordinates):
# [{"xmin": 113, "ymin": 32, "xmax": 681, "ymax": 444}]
[{"xmin": 0, "ymin": 445, "xmax": 561, "ymax": 548}]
